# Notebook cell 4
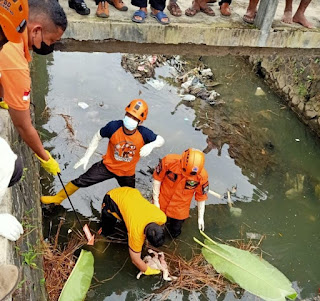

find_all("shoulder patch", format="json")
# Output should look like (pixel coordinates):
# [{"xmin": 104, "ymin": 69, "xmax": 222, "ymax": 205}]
[{"xmin": 202, "ymin": 181, "xmax": 209, "ymax": 195}]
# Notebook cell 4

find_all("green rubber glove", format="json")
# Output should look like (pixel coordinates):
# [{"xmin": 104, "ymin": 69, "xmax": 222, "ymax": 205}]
[
  {"xmin": 143, "ymin": 266, "xmax": 161, "ymax": 276},
  {"xmin": 35, "ymin": 150, "xmax": 61, "ymax": 176}
]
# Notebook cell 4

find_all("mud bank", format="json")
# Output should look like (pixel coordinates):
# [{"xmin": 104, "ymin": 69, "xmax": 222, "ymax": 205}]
[
  {"xmin": 250, "ymin": 55, "xmax": 320, "ymax": 138},
  {"xmin": 0, "ymin": 110, "xmax": 46, "ymax": 301}
]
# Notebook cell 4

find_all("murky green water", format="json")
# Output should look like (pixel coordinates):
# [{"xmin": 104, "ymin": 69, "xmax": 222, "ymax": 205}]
[{"xmin": 31, "ymin": 52, "xmax": 320, "ymax": 301}]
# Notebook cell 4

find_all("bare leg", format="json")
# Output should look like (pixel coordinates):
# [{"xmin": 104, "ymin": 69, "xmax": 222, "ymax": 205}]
[
  {"xmin": 243, "ymin": 0, "xmax": 259, "ymax": 23},
  {"xmin": 282, "ymin": 0, "xmax": 293, "ymax": 23},
  {"xmin": 292, "ymin": 0, "xmax": 313, "ymax": 28}
]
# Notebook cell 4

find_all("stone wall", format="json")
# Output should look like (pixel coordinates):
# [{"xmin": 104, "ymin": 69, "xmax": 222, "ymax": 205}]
[
  {"xmin": 249, "ymin": 55, "xmax": 320, "ymax": 137},
  {"xmin": 0, "ymin": 110, "xmax": 47, "ymax": 301}
]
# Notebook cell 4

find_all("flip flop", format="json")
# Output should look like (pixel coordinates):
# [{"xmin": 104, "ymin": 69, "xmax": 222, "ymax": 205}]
[
  {"xmin": 132, "ymin": 9, "xmax": 147, "ymax": 23},
  {"xmin": 200, "ymin": 5, "xmax": 215, "ymax": 16},
  {"xmin": 150, "ymin": 11, "xmax": 170, "ymax": 25},
  {"xmin": 243, "ymin": 13, "xmax": 256, "ymax": 24},
  {"xmin": 167, "ymin": 2, "xmax": 182, "ymax": 17}
]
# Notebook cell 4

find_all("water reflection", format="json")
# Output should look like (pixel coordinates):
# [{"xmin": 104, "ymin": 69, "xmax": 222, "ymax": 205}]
[{"xmin": 32, "ymin": 52, "xmax": 320, "ymax": 300}]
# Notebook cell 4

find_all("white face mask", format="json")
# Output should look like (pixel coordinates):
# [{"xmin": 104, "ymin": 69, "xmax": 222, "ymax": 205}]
[{"xmin": 123, "ymin": 115, "xmax": 138, "ymax": 131}]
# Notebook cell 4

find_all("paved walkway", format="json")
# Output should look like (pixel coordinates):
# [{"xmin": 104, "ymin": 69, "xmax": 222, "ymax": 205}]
[{"xmin": 60, "ymin": 0, "xmax": 320, "ymax": 50}]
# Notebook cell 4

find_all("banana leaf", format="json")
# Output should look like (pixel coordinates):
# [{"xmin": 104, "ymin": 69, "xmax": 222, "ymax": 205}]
[
  {"xmin": 194, "ymin": 231, "xmax": 297, "ymax": 301},
  {"xmin": 59, "ymin": 250, "xmax": 94, "ymax": 301}
]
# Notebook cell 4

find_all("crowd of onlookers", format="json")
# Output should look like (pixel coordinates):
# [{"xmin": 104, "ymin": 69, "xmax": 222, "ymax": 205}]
[{"xmin": 67, "ymin": 0, "xmax": 314, "ymax": 27}]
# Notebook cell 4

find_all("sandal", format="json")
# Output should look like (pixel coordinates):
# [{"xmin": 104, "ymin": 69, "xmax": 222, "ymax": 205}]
[
  {"xmin": 185, "ymin": 6, "xmax": 199, "ymax": 16},
  {"xmin": 200, "ymin": 5, "xmax": 215, "ymax": 16},
  {"xmin": 243, "ymin": 12, "xmax": 256, "ymax": 24},
  {"xmin": 167, "ymin": 2, "xmax": 182, "ymax": 17},
  {"xmin": 150, "ymin": 11, "xmax": 170, "ymax": 25},
  {"xmin": 132, "ymin": 9, "xmax": 147, "ymax": 23}
]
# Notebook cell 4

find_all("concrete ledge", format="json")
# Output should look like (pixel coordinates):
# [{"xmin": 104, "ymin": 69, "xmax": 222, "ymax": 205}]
[
  {"xmin": 0, "ymin": 110, "xmax": 47, "ymax": 301},
  {"xmin": 60, "ymin": 0, "xmax": 320, "ymax": 51}
]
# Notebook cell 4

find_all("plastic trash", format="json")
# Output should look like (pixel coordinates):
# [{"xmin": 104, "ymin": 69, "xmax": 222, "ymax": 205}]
[
  {"xmin": 201, "ymin": 68, "xmax": 213, "ymax": 77},
  {"xmin": 78, "ymin": 102, "xmax": 89, "ymax": 109},
  {"xmin": 295, "ymin": 138, "xmax": 300, "ymax": 142},
  {"xmin": 208, "ymin": 90, "xmax": 220, "ymax": 100},
  {"xmin": 255, "ymin": 87, "xmax": 266, "ymax": 96},
  {"xmin": 246, "ymin": 232, "xmax": 262, "ymax": 240},
  {"xmin": 146, "ymin": 79, "xmax": 165, "ymax": 90},
  {"xmin": 148, "ymin": 55, "xmax": 157, "ymax": 64},
  {"xmin": 182, "ymin": 94, "xmax": 196, "ymax": 102},
  {"xmin": 181, "ymin": 77, "xmax": 194, "ymax": 91}
]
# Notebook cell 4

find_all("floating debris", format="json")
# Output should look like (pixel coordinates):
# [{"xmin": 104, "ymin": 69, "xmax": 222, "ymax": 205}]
[
  {"xmin": 246, "ymin": 232, "xmax": 262, "ymax": 240},
  {"xmin": 121, "ymin": 54, "xmax": 168, "ymax": 84},
  {"xmin": 58, "ymin": 114, "xmax": 75, "ymax": 136},
  {"xmin": 182, "ymin": 94, "xmax": 196, "ymax": 102},
  {"xmin": 255, "ymin": 87, "xmax": 266, "ymax": 96},
  {"xmin": 78, "ymin": 102, "xmax": 89, "ymax": 109},
  {"xmin": 176, "ymin": 65, "xmax": 220, "ymax": 105},
  {"xmin": 146, "ymin": 78, "xmax": 165, "ymax": 90}
]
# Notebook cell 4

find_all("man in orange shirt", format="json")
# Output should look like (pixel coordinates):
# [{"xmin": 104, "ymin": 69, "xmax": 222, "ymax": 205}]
[
  {"xmin": 41, "ymin": 99, "xmax": 165, "ymax": 205},
  {"xmin": 0, "ymin": 0, "xmax": 68, "ymax": 176},
  {"xmin": 153, "ymin": 148, "xmax": 209, "ymax": 238}
]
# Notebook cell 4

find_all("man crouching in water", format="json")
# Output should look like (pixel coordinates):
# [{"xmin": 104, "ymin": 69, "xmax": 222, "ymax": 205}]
[{"xmin": 100, "ymin": 187, "xmax": 166, "ymax": 276}]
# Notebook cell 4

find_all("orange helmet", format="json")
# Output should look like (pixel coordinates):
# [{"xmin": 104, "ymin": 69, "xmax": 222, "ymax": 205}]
[
  {"xmin": 0, "ymin": 0, "xmax": 28, "ymax": 43},
  {"xmin": 181, "ymin": 148, "xmax": 205, "ymax": 176},
  {"xmin": 125, "ymin": 99, "xmax": 148, "ymax": 122}
]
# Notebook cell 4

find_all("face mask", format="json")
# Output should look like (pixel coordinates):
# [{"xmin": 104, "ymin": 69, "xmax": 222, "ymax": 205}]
[
  {"xmin": 123, "ymin": 116, "xmax": 138, "ymax": 131},
  {"xmin": 32, "ymin": 30, "xmax": 55, "ymax": 55}
]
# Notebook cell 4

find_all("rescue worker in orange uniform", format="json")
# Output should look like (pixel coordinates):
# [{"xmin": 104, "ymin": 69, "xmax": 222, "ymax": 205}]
[
  {"xmin": 100, "ymin": 187, "xmax": 166, "ymax": 276},
  {"xmin": 41, "ymin": 99, "xmax": 165, "ymax": 205},
  {"xmin": 152, "ymin": 148, "xmax": 209, "ymax": 238},
  {"xmin": 0, "ymin": 0, "xmax": 67, "ymax": 176}
]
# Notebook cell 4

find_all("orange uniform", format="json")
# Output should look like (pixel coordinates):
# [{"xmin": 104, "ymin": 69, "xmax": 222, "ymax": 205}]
[
  {"xmin": 153, "ymin": 154, "xmax": 209, "ymax": 220},
  {"xmin": 0, "ymin": 30, "xmax": 31, "ymax": 111},
  {"xmin": 100, "ymin": 120, "xmax": 157, "ymax": 177}
]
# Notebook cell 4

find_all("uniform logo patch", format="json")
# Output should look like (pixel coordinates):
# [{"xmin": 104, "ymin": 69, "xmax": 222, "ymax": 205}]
[
  {"xmin": 192, "ymin": 166, "xmax": 199, "ymax": 173},
  {"xmin": 185, "ymin": 180, "xmax": 199, "ymax": 190},
  {"xmin": 22, "ymin": 91, "xmax": 30, "ymax": 101},
  {"xmin": 166, "ymin": 171, "xmax": 177, "ymax": 182},
  {"xmin": 202, "ymin": 182, "xmax": 209, "ymax": 194},
  {"xmin": 114, "ymin": 141, "xmax": 136, "ymax": 162}
]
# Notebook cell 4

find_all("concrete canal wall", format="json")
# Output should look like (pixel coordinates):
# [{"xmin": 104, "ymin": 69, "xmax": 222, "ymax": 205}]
[
  {"xmin": 0, "ymin": 110, "xmax": 46, "ymax": 301},
  {"xmin": 250, "ymin": 55, "xmax": 320, "ymax": 138}
]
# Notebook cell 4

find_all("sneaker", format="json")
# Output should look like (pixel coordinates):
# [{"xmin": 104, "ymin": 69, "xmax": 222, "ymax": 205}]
[{"xmin": 68, "ymin": 0, "xmax": 90, "ymax": 15}]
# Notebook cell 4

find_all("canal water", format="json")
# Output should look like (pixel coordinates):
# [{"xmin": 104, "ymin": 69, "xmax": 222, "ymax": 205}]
[{"xmin": 31, "ymin": 52, "xmax": 320, "ymax": 300}]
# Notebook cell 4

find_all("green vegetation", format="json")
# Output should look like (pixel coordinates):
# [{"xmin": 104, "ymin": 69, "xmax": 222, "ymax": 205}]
[
  {"xmin": 195, "ymin": 231, "xmax": 297, "ymax": 301},
  {"xmin": 298, "ymin": 83, "xmax": 308, "ymax": 98}
]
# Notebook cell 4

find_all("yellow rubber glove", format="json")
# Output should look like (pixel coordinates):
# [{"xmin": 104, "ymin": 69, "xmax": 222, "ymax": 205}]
[
  {"xmin": 35, "ymin": 150, "xmax": 61, "ymax": 176},
  {"xmin": 0, "ymin": 100, "xmax": 9, "ymax": 110},
  {"xmin": 143, "ymin": 266, "xmax": 161, "ymax": 276}
]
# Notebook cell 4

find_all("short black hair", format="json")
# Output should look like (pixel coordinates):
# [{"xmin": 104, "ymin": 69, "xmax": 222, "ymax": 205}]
[
  {"xmin": 0, "ymin": 27, "xmax": 8, "ymax": 49},
  {"xmin": 145, "ymin": 223, "xmax": 165, "ymax": 248},
  {"xmin": 29, "ymin": 0, "xmax": 67, "ymax": 32}
]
